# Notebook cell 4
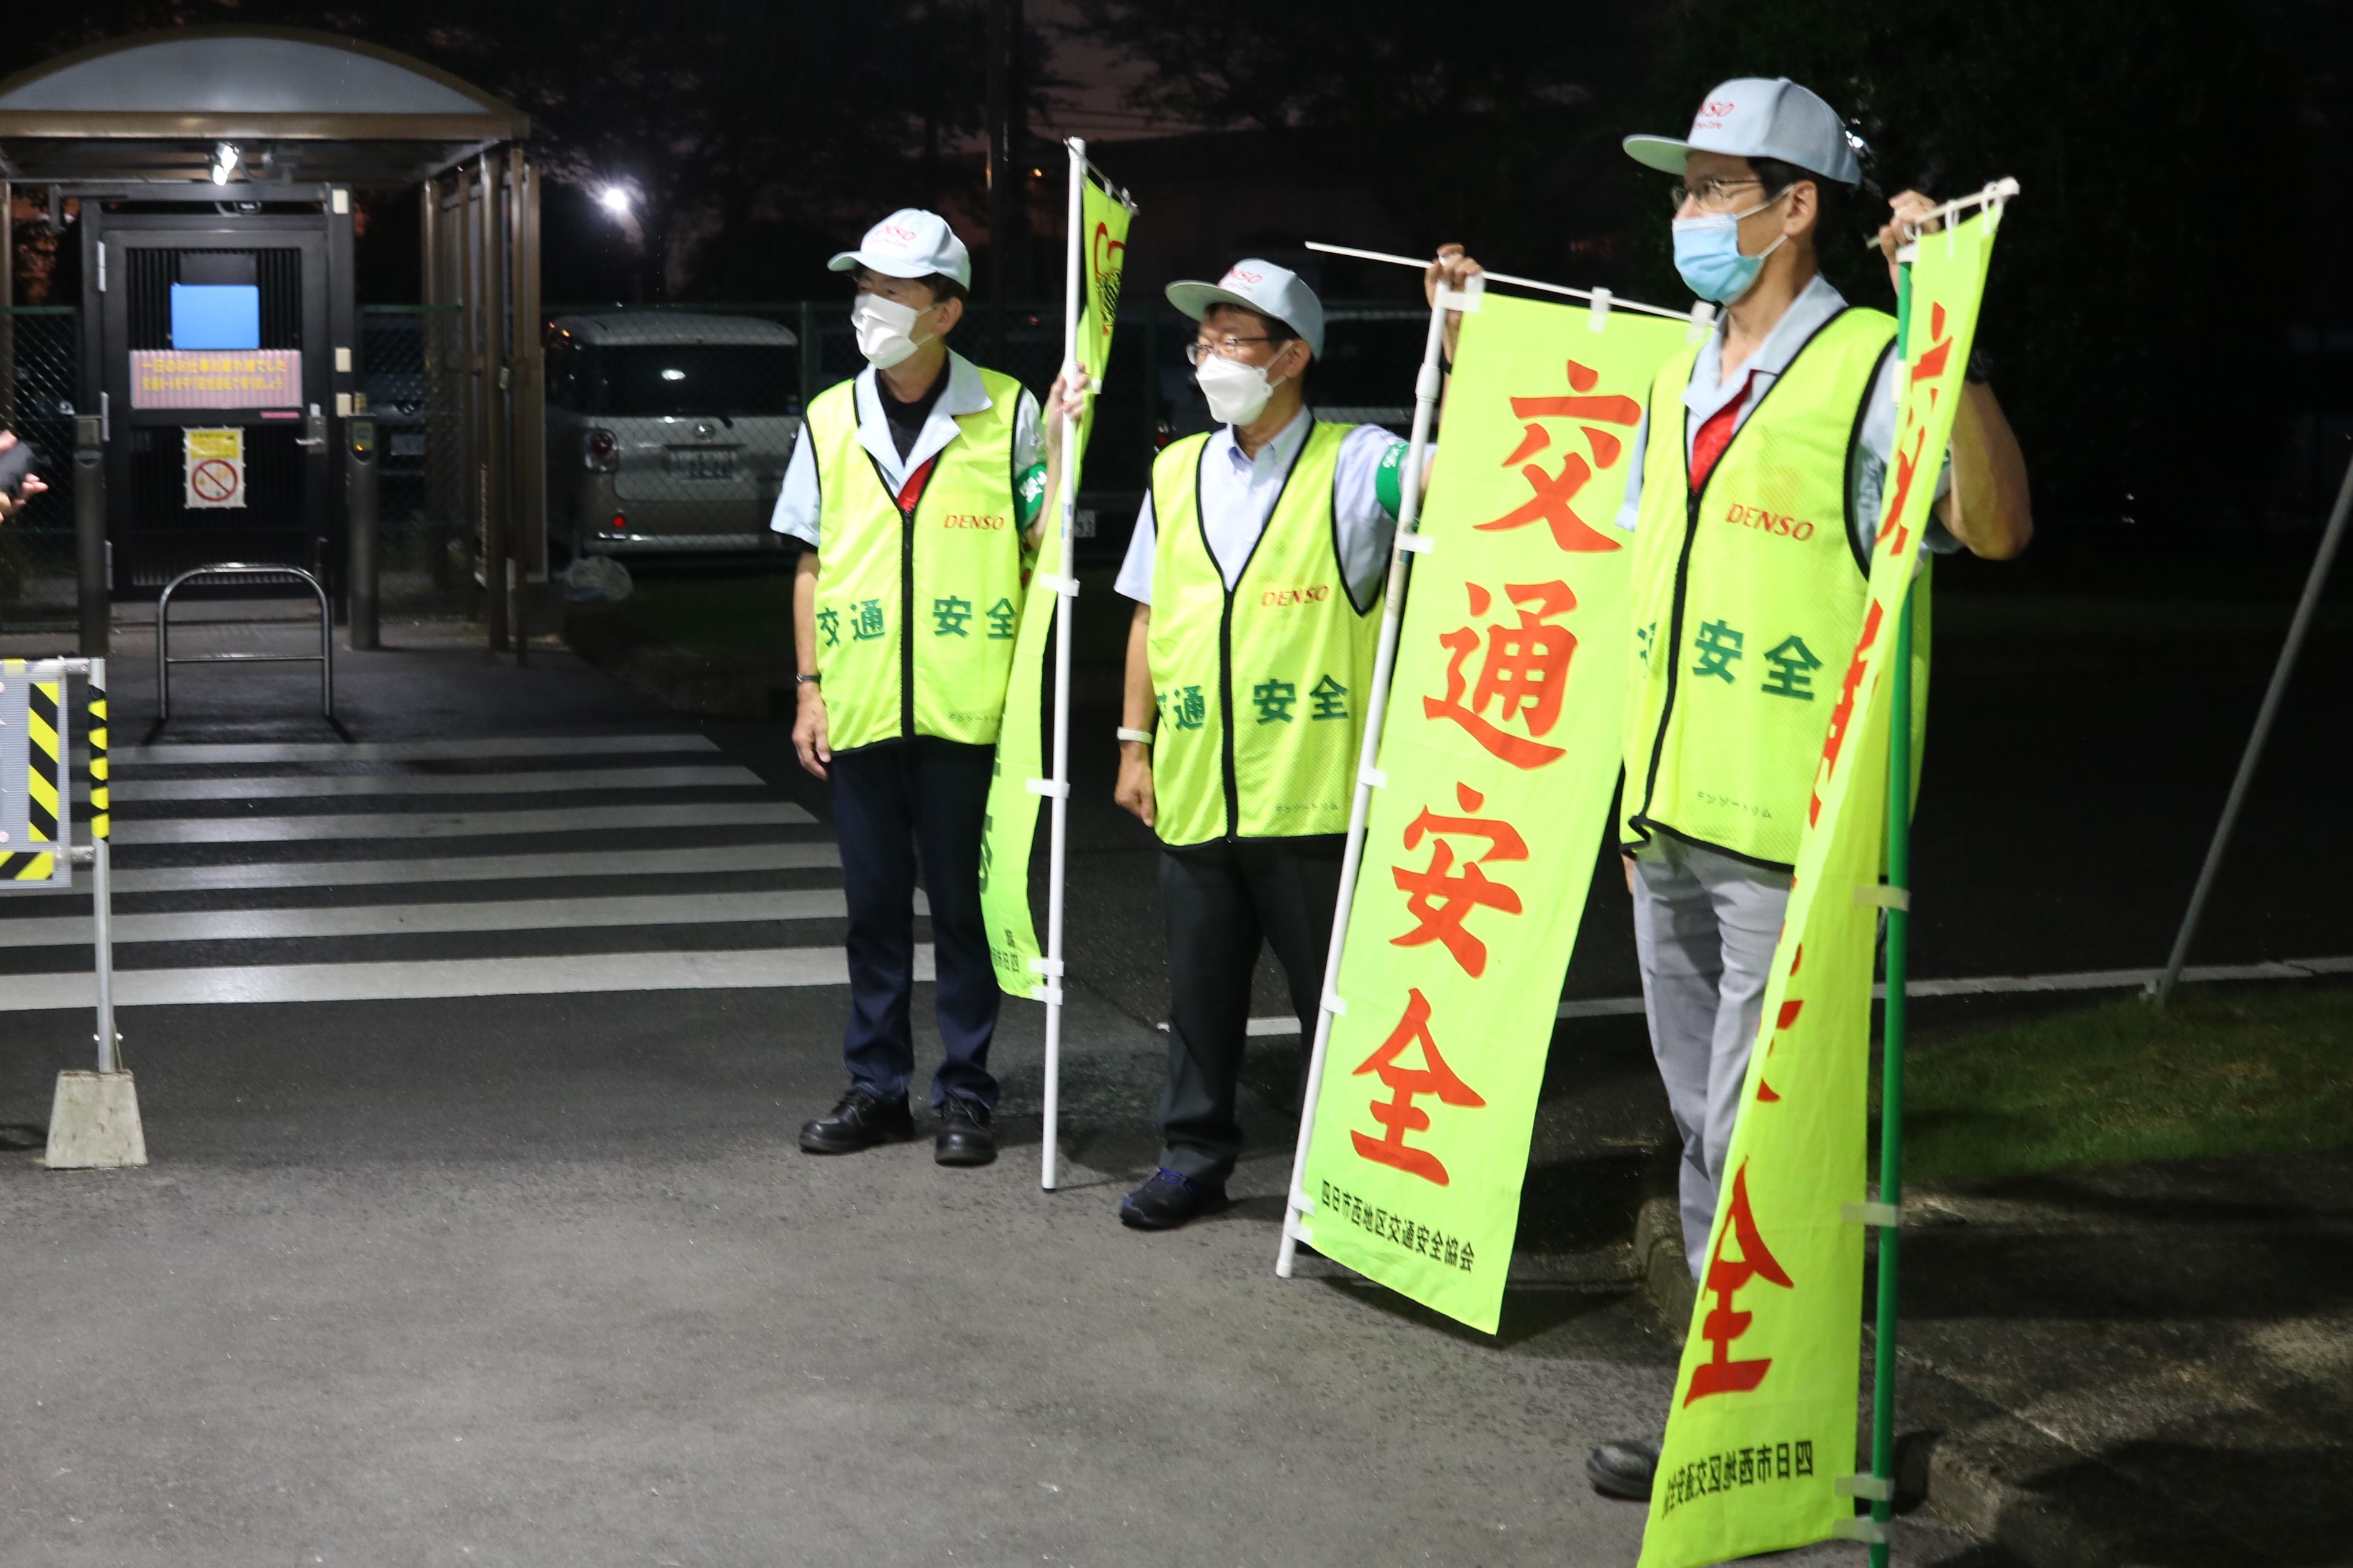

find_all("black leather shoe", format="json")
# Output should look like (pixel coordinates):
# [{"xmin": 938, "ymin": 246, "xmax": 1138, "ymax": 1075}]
[
  {"xmin": 1586, "ymin": 1437, "xmax": 1660, "ymax": 1501},
  {"xmin": 798, "ymin": 1088, "xmax": 914, "ymax": 1153},
  {"xmin": 1119, "ymin": 1168, "xmax": 1229, "ymax": 1230},
  {"xmin": 934, "ymin": 1097, "xmax": 996, "ymax": 1166}
]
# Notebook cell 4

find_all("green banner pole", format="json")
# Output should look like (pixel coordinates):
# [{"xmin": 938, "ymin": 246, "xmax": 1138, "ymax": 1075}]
[{"xmin": 1868, "ymin": 258, "xmax": 1916, "ymax": 1568}]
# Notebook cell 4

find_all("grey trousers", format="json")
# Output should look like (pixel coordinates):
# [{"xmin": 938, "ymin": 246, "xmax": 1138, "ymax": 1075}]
[{"xmin": 1630, "ymin": 835, "xmax": 1794, "ymax": 1280}]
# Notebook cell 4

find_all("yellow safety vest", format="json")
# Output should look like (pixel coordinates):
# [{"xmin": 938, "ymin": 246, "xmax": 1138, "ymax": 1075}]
[
  {"xmin": 1147, "ymin": 420, "xmax": 1381, "ymax": 847},
  {"xmin": 1622, "ymin": 307, "xmax": 1930, "ymax": 870},
  {"xmin": 805, "ymin": 364, "xmax": 1029, "ymax": 753}
]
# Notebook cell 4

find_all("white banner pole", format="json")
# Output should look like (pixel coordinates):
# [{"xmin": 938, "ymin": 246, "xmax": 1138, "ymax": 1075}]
[
  {"xmin": 1275, "ymin": 272, "xmax": 1470, "ymax": 1277},
  {"xmin": 1039, "ymin": 137, "xmax": 1088, "ymax": 1190}
]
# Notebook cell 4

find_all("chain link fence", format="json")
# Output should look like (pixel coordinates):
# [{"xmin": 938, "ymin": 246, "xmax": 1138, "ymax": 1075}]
[
  {"xmin": 0, "ymin": 307, "xmax": 82, "ymax": 629},
  {"xmin": 359, "ymin": 304, "xmax": 470, "ymax": 612}
]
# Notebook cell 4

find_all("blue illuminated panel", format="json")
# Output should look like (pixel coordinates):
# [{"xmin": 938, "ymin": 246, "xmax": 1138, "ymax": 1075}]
[{"xmin": 170, "ymin": 284, "xmax": 262, "ymax": 350}]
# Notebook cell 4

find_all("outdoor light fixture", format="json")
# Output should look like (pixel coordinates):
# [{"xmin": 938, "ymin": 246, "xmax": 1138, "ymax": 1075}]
[
  {"xmin": 598, "ymin": 186, "xmax": 632, "ymax": 215},
  {"xmin": 210, "ymin": 142, "xmax": 242, "ymax": 185}
]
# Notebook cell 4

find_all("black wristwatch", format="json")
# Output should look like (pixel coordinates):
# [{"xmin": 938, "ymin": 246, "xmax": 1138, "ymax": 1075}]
[{"xmin": 794, "ymin": 672, "xmax": 822, "ymax": 686}]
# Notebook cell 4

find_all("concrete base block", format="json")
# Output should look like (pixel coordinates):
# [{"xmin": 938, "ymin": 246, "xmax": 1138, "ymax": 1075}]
[{"xmin": 43, "ymin": 1071, "xmax": 148, "ymax": 1169}]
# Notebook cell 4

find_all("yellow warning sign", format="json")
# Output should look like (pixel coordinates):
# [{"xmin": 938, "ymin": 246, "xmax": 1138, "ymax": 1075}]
[{"xmin": 184, "ymin": 426, "xmax": 245, "ymax": 510}]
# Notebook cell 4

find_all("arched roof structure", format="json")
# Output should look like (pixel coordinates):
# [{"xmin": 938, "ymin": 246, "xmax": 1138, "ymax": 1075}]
[{"xmin": 0, "ymin": 27, "xmax": 527, "ymax": 187}]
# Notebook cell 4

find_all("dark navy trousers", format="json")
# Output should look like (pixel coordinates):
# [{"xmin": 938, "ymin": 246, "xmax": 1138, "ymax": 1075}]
[{"xmin": 828, "ymin": 737, "xmax": 1001, "ymax": 1109}]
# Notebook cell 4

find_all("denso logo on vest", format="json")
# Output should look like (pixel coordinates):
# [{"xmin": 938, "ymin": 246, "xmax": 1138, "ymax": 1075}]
[
  {"xmin": 942, "ymin": 512, "xmax": 1007, "ymax": 530},
  {"xmin": 1724, "ymin": 502, "xmax": 1816, "ymax": 541},
  {"xmin": 1259, "ymin": 585, "xmax": 1332, "ymax": 607}
]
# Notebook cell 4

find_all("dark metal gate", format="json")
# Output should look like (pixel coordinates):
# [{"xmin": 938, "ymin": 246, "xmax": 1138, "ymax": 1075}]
[{"xmin": 89, "ymin": 213, "xmax": 337, "ymax": 592}]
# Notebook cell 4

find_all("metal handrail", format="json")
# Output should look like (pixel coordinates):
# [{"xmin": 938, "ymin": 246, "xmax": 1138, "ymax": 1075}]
[{"xmin": 155, "ymin": 563, "xmax": 335, "ymax": 722}]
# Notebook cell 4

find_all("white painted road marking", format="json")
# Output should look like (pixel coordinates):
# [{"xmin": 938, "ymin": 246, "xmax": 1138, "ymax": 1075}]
[
  {"xmin": 113, "ymin": 800, "xmax": 813, "ymax": 845},
  {"xmin": 0, "ymin": 945, "xmax": 937, "ymax": 1011},
  {"xmin": 112, "ymin": 763, "xmax": 769, "ymax": 802},
  {"xmin": 114, "ymin": 734, "xmax": 719, "ymax": 765},
  {"xmin": 106, "ymin": 842, "xmax": 842, "ymax": 894},
  {"xmin": 0, "ymin": 887, "xmax": 928, "ymax": 946}
]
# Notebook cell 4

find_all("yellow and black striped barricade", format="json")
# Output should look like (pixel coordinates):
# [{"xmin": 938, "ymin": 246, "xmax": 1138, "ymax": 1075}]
[{"xmin": 0, "ymin": 657, "xmax": 142, "ymax": 1168}]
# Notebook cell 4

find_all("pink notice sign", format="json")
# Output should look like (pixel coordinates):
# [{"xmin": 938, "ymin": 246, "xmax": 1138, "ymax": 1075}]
[{"xmin": 130, "ymin": 349, "xmax": 302, "ymax": 410}]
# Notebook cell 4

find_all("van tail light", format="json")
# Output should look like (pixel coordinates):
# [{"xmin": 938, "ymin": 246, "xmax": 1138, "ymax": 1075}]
[
  {"xmin": 583, "ymin": 428, "xmax": 618, "ymax": 471},
  {"xmin": 610, "ymin": 512, "xmax": 628, "ymax": 533}
]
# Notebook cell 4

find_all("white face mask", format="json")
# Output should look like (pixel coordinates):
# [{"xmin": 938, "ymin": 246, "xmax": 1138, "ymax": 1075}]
[
  {"xmin": 1196, "ymin": 353, "xmax": 1284, "ymax": 427},
  {"xmin": 852, "ymin": 292, "xmax": 934, "ymax": 369}
]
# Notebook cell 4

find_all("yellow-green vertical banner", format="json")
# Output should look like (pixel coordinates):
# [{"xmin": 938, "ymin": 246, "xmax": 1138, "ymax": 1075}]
[
  {"xmin": 1639, "ymin": 201, "xmax": 2006, "ymax": 1567},
  {"xmin": 980, "ymin": 164, "xmax": 1133, "ymax": 996},
  {"xmin": 1297, "ymin": 291, "xmax": 1687, "ymax": 1333}
]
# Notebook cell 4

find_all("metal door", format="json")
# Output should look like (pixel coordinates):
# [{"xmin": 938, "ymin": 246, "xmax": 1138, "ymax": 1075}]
[{"xmin": 96, "ymin": 219, "xmax": 332, "ymax": 591}]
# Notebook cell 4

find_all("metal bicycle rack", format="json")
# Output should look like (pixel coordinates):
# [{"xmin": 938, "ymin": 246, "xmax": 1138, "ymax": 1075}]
[{"xmin": 155, "ymin": 563, "xmax": 336, "ymax": 722}]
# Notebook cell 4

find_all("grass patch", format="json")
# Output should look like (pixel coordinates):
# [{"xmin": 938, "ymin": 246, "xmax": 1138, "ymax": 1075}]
[{"xmin": 1893, "ymin": 981, "xmax": 2353, "ymax": 1185}]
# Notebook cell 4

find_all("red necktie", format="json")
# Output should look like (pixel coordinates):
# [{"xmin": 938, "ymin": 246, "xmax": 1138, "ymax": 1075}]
[{"xmin": 1688, "ymin": 372, "xmax": 1753, "ymax": 492}]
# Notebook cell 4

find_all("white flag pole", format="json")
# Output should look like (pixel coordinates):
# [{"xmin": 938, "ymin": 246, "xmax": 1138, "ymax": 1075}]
[
  {"xmin": 1038, "ymin": 137, "xmax": 1088, "ymax": 1190},
  {"xmin": 1274, "ymin": 261, "xmax": 1477, "ymax": 1277}
]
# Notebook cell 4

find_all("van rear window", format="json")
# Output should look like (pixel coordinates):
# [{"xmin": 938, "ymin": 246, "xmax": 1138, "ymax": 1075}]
[{"xmin": 586, "ymin": 344, "xmax": 799, "ymax": 417}]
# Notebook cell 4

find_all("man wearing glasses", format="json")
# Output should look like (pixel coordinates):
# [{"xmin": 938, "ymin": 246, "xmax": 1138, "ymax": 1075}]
[
  {"xmin": 1106, "ymin": 261, "xmax": 1420, "ymax": 1230},
  {"xmin": 1516, "ymin": 76, "xmax": 2032, "ymax": 1501}
]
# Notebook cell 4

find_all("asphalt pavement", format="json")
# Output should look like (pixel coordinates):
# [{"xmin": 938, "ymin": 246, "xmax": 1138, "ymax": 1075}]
[{"xmin": 0, "ymin": 612, "xmax": 1997, "ymax": 1567}]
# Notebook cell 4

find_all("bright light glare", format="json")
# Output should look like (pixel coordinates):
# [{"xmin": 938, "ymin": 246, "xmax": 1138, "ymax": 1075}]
[
  {"xmin": 598, "ymin": 187, "xmax": 633, "ymax": 214},
  {"xmin": 660, "ymin": 368, "xmax": 685, "ymax": 381},
  {"xmin": 211, "ymin": 142, "xmax": 241, "ymax": 185}
]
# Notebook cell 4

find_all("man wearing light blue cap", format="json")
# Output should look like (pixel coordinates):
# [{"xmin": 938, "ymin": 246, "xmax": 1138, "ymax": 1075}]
[
  {"xmin": 1106, "ymin": 259, "xmax": 1423, "ymax": 1229},
  {"xmin": 1590, "ymin": 76, "xmax": 2033, "ymax": 1500}
]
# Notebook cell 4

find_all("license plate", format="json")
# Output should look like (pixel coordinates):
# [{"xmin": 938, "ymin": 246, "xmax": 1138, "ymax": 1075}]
[{"xmin": 665, "ymin": 448, "xmax": 736, "ymax": 480}]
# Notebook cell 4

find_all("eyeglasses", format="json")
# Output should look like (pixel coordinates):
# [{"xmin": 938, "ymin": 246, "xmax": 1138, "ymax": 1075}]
[
  {"xmin": 1669, "ymin": 176, "xmax": 1767, "ymax": 213},
  {"xmin": 1184, "ymin": 335, "xmax": 1277, "ymax": 366}
]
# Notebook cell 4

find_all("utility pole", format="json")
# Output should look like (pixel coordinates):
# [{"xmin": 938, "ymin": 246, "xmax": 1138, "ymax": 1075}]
[{"xmin": 985, "ymin": 0, "xmax": 1027, "ymax": 363}]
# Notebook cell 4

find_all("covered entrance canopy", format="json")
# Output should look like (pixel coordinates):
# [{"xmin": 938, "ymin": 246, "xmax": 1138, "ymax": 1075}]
[{"xmin": 0, "ymin": 26, "xmax": 542, "ymax": 653}]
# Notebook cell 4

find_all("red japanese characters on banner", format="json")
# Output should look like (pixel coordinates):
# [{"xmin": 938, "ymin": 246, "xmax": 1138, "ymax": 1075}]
[
  {"xmin": 1475, "ymin": 357, "xmax": 1642, "ymax": 551},
  {"xmin": 1685, "ymin": 1162, "xmax": 1795, "ymax": 1405},
  {"xmin": 1425, "ymin": 580, "xmax": 1581, "ymax": 770},
  {"xmin": 1391, "ymin": 782, "xmax": 1527, "ymax": 978},
  {"xmin": 1350, "ymin": 987, "xmax": 1487, "ymax": 1185}
]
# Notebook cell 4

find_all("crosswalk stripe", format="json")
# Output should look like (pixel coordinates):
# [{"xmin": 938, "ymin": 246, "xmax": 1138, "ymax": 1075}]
[
  {"xmin": 111, "ymin": 764, "xmax": 769, "ymax": 803},
  {"xmin": 113, "ymin": 800, "xmax": 813, "ymax": 845},
  {"xmin": 113, "ymin": 735, "xmax": 718, "ymax": 765},
  {"xmin": 0, "ymin": 887, "xmax": 929, "ymax": 946},
  {"xmin": 0, "ymin": 945, "xmax": 935, "ymax": 1011},
  {"xmin": 105, "ymin": 842, "xmax": 843, "ymax": 893}
]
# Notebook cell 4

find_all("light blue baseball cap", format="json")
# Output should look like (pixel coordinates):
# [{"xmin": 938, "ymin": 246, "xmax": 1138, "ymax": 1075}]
[
  {"xmin": 1166, "ymin": 259, "xmax": 1326, "ymax": 359},
  {"xmin": 1624, "ymin": 77, "xmax": 1864, "ymax": 186}
]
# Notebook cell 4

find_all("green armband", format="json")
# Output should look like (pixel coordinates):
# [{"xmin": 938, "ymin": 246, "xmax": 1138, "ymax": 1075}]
[
  {"xmin": 1374, "ymin": 440, "xmax": 1408, "ymax": 520},
  {"xmin": 1017, "ymin": 462, "xmax": 1049, "ymax": 530}
]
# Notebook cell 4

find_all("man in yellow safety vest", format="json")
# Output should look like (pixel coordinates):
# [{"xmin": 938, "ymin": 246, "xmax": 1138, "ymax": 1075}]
[
  {"xmin": 1106, "ymin": 260, "xmax": 1428, "ymax": 1230},
  {"xmin": 773, "ymin": 208, "xmax": 1049, "ymax": 1170},
  {"xmin": 1452, "ymin": 76, "xmax": 2033, "ymax": 1503}
]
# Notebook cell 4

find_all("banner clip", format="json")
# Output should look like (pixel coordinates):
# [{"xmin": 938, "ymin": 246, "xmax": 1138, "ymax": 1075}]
[
  {"xmin": 1322, "ymin": 991, "xmax": 1348, "ymax": 1018},
  {"xmin": 1854, "ymin": 884, "xmax": 1912, "ymax": 910},
  {"xmin": 1289, "ymin": 1188, "xmax": 1316, "ymax": 1215},
  {"xmin": 1588, "ymin": 287, "xmax": 1612, "ymax": 330},
  {"xmin": 1035, "ymin": 984, "xmax": 1065, "ymax": 1007},
  {"xmin": 1686, "ymin": 300, "xmax": 1718, "ymax": 343},
  {"xmin": 1832, "ymin": 1519, "xmax": 1890, "ymax": 1546},
  {"xmin": 1434, "ymin": 274, "xmax": 1485, "ymax": 314},
  {"xmin": 1037, "ymin": 572, "xmax": 1080, "ymax": 598},
  {"xmin": 1394, "ymin": 532, "xmax": 1433, "ymax": 555},
  {"xmin": 1842, "ymin": 1200, "xmax": 1902, "ymax": 1229},
  {"xmin": 1836, "ymin": 1474, "xmax": 1896, "ymax": 1502},
  {"xmin": 1359, "ymin": 765, "xmax": 1388, "ymax": 790},
  {"xmin": 1028, "ymin": 957, "xmax": 1065, "ymax": 978},
  {"xmin": 1284, "ymin": 1213, "xmax": 1314, "ymax": 1245},
  {"xmin": 1027, "ymin": 778, "xmax": 1069, "ymax": 800}
]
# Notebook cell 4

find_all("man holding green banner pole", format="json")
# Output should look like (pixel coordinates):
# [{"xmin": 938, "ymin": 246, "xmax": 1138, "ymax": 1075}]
[
  {"xmin": 1106, "ymin": 261, "xmax": 1429, "ymax": 1230},
  {"xmin": 1542, "ymin": 79, "xmax": 2035, "ymax": 1503},
  {"xmin": 773, "ymin": 209, "xmax": 1049, "ymax": 1169}
]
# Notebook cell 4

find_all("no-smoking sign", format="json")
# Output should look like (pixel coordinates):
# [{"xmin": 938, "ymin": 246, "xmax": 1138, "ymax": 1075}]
[{"xmin": 183, "ymin": 427, "xmax": 247, "ymax": 510}]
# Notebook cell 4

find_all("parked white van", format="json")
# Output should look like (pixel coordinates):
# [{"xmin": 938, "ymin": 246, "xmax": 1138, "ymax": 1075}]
[{"xmin": 544, "ymin": 312, "xmax": 801, "ymax": 557}]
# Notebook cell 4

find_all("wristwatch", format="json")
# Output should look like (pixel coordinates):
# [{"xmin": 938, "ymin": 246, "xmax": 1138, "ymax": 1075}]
[
  {"xmin": 1116, "ymin": 727, "xmax": 1154, "ymax": 746},
  {"xmin": 794, "ymin": 672, "xmax": 822, "ymax": 686}
]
